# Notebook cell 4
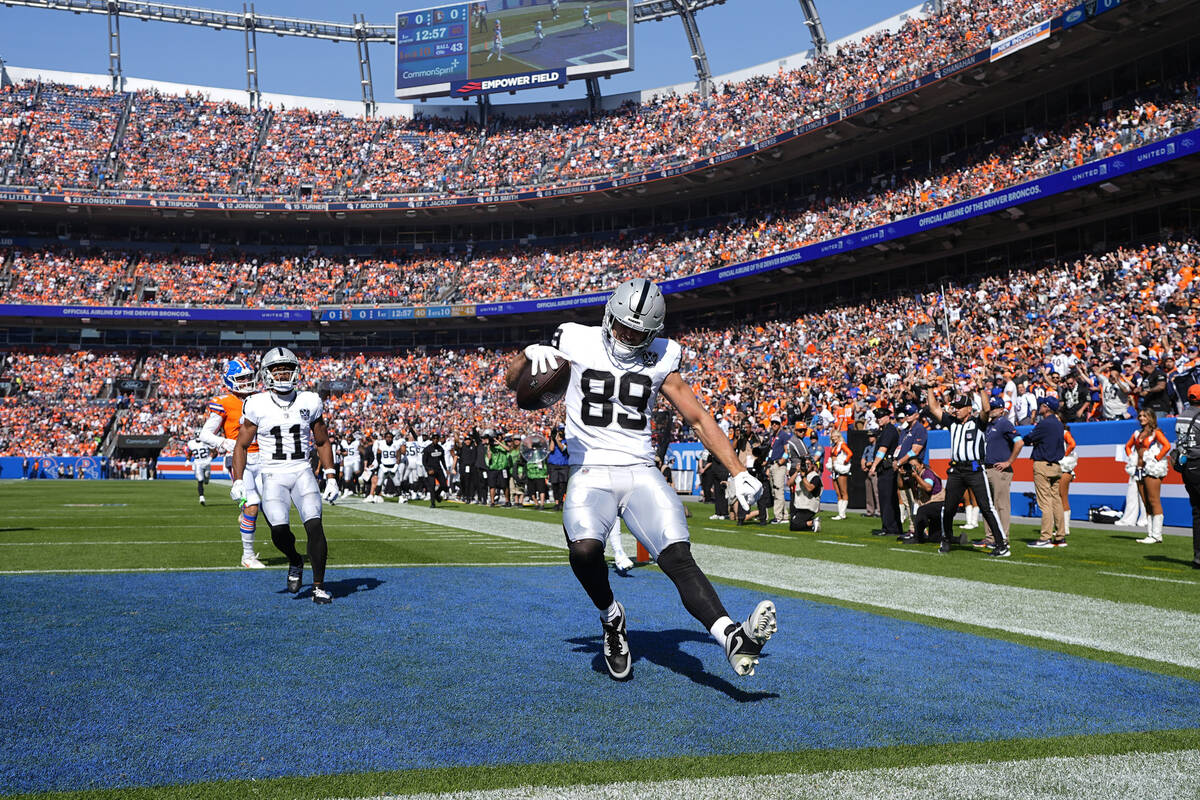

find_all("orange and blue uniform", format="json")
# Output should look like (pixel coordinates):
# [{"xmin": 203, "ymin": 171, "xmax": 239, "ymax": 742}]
[{"xmin": 209, "ymin": 394, "xmax": 259, "ymax": 453}]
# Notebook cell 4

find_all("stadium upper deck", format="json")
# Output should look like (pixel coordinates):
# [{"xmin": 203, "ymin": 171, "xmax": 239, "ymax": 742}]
[{"xmin": 1, "ymin": 0, "xmax": 1186, "ymax": 226}]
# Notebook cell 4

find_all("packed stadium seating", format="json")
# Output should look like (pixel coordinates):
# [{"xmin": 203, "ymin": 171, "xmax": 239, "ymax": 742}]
[
  {"xmin": 4, "ymin": 232, "xmax": 1196, "ymax": 457},
  {"xmin": 114, "ymin": 91, "xmax": 266, "ymax": 195},
  {"xmin": 4, "ymin": 81, "xmax": 1197, "ymax": 309},
  {"xmin": 1, "ymin": 0, "xmax": 1075, "ymax": 198}
]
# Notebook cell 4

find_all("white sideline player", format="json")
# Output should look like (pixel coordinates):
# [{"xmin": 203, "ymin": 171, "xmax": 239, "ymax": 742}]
[
  {"xmin": 371, "ymin": 432, "xmax": 401, "ymax": 501},
  {"xmin": 582, "ymin": 3, "xmax": 598, "ymax": 30},
  {"xmin": 185, "ymin": 437, "xmax": 213, "ymax": 506},
  {"xmin": 405, "ymin": 423, "xmax": 431, "ymax": 500},
  {"xmin": 231, "ymin": 347, "xmax": 340, "ymax": 604},
  {"xmin": 508, "ymin": 277, "xmax": 777, "ymax": 681},
  {"xmin": 341, "ymin": 431, "xmax": 363, "ymax": 497}
]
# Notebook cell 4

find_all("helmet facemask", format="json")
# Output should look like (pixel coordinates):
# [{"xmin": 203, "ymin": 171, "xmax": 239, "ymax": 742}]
[
  {"xmin": 261, "ymin": 360, "xmax": 300, "ymax": 394},
  {"xmin": 602, "ymin": 278, "xmax": 665, "ymax": 360}
]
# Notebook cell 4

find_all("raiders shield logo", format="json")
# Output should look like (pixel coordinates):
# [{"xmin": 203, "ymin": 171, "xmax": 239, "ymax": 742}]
[
  {"xmin": 641, "ymin": 350, "xmax": 660, "ymax": 367},
  {"xmin": 300, "ymin": 408, "xmax": 311, "ymax": 420}
]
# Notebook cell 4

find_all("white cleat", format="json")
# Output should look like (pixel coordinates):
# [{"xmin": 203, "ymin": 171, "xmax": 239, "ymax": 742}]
[
  {"xmin": 240, "ymin": 554, "xmax": 267, "ymax": 569},
  {"xmin": 614, "ymin": 554, "xmax": 634, "ymax": 573},
  {"xmin": 199, "ymin": 497, "xmax": 206, "ymax": 506},
  {"xmin": 812, "ymin": 517, "xmax": 821, "ymax": 533},
  {"xmin": 724, "ymin": 600, "xmax": 777, "ymax": 677}
]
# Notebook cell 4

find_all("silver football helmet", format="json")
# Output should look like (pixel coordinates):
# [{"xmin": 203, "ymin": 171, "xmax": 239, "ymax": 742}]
[
  {"xmin": 259, "ymin": 346, "xmax": 300, "ymax": 394},
  {"xmin": 602, "ymin": 278, "xmax": 665, "ymax": 359}
]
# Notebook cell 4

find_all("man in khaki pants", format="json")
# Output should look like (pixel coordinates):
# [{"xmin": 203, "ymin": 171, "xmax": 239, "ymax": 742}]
[
  {"xmin": 768, "ymin": 455, "xmax": 790, "ymax": 523},
  {"xmin": 980, "ymin": 397, "xmax": 1023, "ymax": 548},
  {"xmin": 1024, "ymin": 396, "xmax": 1067, "ymax": 547}
]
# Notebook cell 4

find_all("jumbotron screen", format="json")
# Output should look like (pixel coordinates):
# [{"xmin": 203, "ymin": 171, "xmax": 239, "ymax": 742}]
[{"xmin": 394, "ymin": 0, "xmax": 633, "ymax": 99}]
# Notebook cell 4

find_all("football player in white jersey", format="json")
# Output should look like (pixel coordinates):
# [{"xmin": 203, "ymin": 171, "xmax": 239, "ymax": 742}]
[
  {"xmin": 372, "ymin": 432, "xmax": 401, "ymax": 501},
  {"xmin": 405, "ymin": 422, "xmax": 431, "ymax": 500},
  {"xmin": 185, "ymin": 437, "xmax": 213, "ymax": 506},
  {"xmin": 486, "ymin": 20, "xmax": 504, "ymax": 62},
  {"xmin": 340, "ymin": 431, "xmax": 363, "ymax": 497},
  {"xmin": 231, "ymin": 347, "xmax": 341, "ymax": 604},
  {"xmin": 508, "ymin": 278, "xmax": 776, "ymax": 681}
]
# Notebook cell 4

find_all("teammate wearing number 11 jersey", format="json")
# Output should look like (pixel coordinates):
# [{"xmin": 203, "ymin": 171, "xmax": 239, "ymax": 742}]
[
  {"xmin": 232, "ymin": 347, "xmax": 340, "ymax": 604},
  {"xmin": 509, "ymin": 278, "xmax": 777, "ymax": 681}
]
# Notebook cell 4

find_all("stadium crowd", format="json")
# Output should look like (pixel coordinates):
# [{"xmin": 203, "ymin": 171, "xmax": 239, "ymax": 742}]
[
  {"xmin": 4, "ymin": 81, "xmax": 1198, "ymax": 309},
  {"xmin": 2, "ymin": 0, "xmax": 1075, "ymax": 198},
  {"xmin": 4, "ymin": 225, "xmax": 1192, "ymax": 461}
]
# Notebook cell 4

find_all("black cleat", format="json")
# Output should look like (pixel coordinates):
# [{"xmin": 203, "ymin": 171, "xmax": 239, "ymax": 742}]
[
  {"xmin": 601, "ymin": 601, "xmax": 632, "ymax": 681},
  {"xmin": 725, "ymin": 600, "xmax": 777, "ymax": 676},
  {"xmin": 286, "ymin": 558, "xmax": 304, "ymax": 593},
  {"xmin": 938, "ymin": 539, "xmax": 951, "ymax": 554},
  {"xmin": 311, "ymin": 584, "xmax": 332, "ymax": 604}
]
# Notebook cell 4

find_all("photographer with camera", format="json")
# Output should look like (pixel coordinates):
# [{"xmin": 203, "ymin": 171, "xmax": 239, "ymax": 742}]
[
  {"xmin": 789, "ymin": 455, "xmax": 822, "ymax": 533},
  {"xmin": 735, "ymin": 428, "xmax": 772, "ymax": 525},
  {"xmin": 548, "ymin": 425, "xmax": 570, "ymax": 511},
  {"xmin": 897, "ymin": 460, "xmax": 945, "ymax": 544}
]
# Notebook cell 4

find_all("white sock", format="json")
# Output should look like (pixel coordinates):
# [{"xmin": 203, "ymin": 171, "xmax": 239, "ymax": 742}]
[
  {"xmin": 1153, "ymin": 514, "xmax": 1164, "ymax": 540},
  {"xmin": 968, "ymin": 506, "xmax": 979, "ymax": 526},
  {"xmin": 1062, "ymin": 517, "xmax": 1070, "ymax": 537},
  {"xmin": 607, "ymin": 521, "xmax": 628, "ymax": 560},
  {"xmin": 602, "ymin": 601, "xmax": 622, "ymax": 623},
  {"xmin": 837, "ymin": 500, "xmax": 847, "ymax": 516},
  {"xmin": 239, "ymin": 512, "xmax": 256, "ymax": 558},
  {"xmin": 709, "ymin": 615, "xmax": 736, "ymax": 647}
]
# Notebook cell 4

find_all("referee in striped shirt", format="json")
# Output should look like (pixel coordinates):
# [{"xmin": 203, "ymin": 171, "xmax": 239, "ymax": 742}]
[{"xmin": 926, "ymin": 388, "xmax": 1010, "ymax": 557}]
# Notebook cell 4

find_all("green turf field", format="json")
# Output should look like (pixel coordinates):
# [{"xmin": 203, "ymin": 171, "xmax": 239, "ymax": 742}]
[{"xmin": 2, "ymin": 480, "xmax": 1198, "ymax": 800}]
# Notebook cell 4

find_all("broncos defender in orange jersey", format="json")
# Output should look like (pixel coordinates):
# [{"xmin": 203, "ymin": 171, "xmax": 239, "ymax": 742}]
[{"xmin": 197, "ymin": 359, "xmax": 266, "ymax": 568}]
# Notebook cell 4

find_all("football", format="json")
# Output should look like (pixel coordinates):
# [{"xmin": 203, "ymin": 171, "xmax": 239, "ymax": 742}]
[{"xmin": 514, "ymin": 357, "xmax": 571, "ymax": 411}]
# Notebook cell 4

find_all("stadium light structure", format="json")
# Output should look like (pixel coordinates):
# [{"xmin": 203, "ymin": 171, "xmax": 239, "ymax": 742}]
[{"xmin": 3, "ymin": 0, "xmax": 830, "ymax": 107}]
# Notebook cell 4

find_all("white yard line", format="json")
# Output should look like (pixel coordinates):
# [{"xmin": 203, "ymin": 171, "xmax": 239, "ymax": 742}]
[
  {"xmin": 332, "ymin": 750, "xmax": 1200, "ymax": 800},
  {"xmin": 816, "ymin": 540, "xmax": 867, "ymax": 548},
  {"xmin": 1098, "ymin": 571, "xmax": 1199, "ymax": 586},
  {"xmin": 354, "ymin": 503, "xmax": 1200, "ymax": 669}
]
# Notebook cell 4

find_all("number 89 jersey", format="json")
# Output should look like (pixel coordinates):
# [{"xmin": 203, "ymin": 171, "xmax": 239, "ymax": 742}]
[
  {"xmin": 240, "ymin": 390, "xmax": 325, "ymax": 473},
  {"xmin": 553, "ymin": 322, "xmax": 681, "ymax": 467}
]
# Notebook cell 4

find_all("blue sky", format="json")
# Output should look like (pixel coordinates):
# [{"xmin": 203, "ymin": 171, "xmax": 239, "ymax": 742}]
[{"xmin": 0, "ymin": 1, "xmax": 916, "ymax": 106}]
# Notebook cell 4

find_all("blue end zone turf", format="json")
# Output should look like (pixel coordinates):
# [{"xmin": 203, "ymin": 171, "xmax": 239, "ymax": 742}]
[{"xmin": 2, "ymin": 566, "xmax": 1199, "ymax": 794}]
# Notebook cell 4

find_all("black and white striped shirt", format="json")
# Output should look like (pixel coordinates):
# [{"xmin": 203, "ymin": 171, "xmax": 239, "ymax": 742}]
[{"xmin": 936, "ymin": 411, "xmax": 987, "ymax": 464}]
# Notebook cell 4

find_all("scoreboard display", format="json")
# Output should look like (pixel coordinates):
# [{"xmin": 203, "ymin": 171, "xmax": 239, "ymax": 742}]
[
  {"xmin": 395, "ymin": 4, "xmax": 472, "ymax": 91},
  {"xmin": 395, "ymin": 0, "xmax": 633, "ymax": 100}
]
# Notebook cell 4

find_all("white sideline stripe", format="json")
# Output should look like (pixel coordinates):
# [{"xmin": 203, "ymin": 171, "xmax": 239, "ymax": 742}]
[
  {"xmin": 754, "ymin": 533, "xmax": 793, "ymax": 540},
  {"xmin": 1098, "ymin": 571, "xmax": 1200, "ymax": 586},
  {"xmin": 0, "ymin": 562, "xmax": 563, "ymax": 575},
  {"xmin": 331, "ymin": 750, "xmax": 1200, "ymax": 800},
  {"xmin": 816, "ymin": 540, "xmax": 866, "ymax": 548},
  {"xmin": 888, "ymin": 547, "xmax": 935, "ymax": 556},
  {"xmin": 354, "ymin": 503, "xmax": 1200, "ymax": 669}
]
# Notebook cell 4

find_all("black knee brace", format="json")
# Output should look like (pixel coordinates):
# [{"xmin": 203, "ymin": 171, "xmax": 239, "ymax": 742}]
[
  {"xmin": 656, "ymin": 542, "xmax": 728, "ymax": 630},
  {"xmin": 303, "ymin": 518, "xmax": 327, "ymax": 585},
  {"xmin": 567, "ymin": 536, "xmax": 613, "ymax": 611}
]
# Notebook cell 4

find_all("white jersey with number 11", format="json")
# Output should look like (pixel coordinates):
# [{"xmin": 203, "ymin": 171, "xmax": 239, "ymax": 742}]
[{"xmin": 241, "ymin": 391, "xmax": 324, "ymax": 473}]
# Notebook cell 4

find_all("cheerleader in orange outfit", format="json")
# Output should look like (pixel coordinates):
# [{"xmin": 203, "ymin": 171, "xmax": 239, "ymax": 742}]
[
  {"xmin": 1058, "ymin": 427, "xmax": 1077, "ymax": 540},
  {"xmin": 828, "ymin": 431, "xmax": 853, "ymax": 519},
  {"xmin": 1126, "ymin": 410, "xmax": 1172, "ymax": 544}
]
